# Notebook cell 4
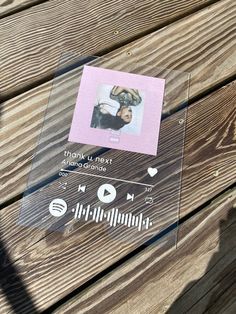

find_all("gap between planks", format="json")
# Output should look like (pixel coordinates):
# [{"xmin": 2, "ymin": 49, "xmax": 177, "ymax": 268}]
[
  {"xmin": 1, "ymin": 0, "xmax": 236, "ymax": 206},
  {"xmin": 0, "ymin": 0, "xmax": 224, "ymax": 101},
  {"xmin": 0, "ymin": 0, "xmax": 50, "ymax": 18},
  {"xmin": 50, "ymin": 185, "xmax": 236, "ymax": 314},
  {"xmin": 0, "ymin": 79, "xmax": 235, "ymax": 312}
]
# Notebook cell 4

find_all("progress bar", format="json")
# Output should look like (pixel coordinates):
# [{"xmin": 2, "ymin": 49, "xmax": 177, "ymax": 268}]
[{"xmin": 61, "ymin": 169, "xmax": 154, "ymax": 187}]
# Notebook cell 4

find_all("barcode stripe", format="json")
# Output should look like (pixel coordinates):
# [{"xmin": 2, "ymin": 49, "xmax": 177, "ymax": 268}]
[
  {"xmin": 117, "ymin": 213, "xmax": 121, "ymax": 224},
  {"xmin": 138, "ymin": 213, "xmax": 143, "ymax": 231},
  {"xmin": 78, "ymin": 204, "xmax": 83, "ymax": 219},
  {"xmin": 128, "ymin": 213, "xmax": 132, "ymax": 227},
  {"xmin": 110, "ymin": 208, "xmax": 115, "ymax": 226},
  {"xmin": 132, "ymin": 216, "xmax": 135, "ymax": 226},
  {"xmin": 113, "ymin": 208, "xmax": 119, "ymax": 227},
  {"xmin": 85, "ymin": 205, "xmax": 90, "ymax": 221},
  {"xmin": 124, "ymin": 214, "xmax": 128, "ymax": 226},
  {"xmin": 100, "ymin": 209, "xmax": 104, "ymax": 221},
  {"xmin": 93, "ymin": 207, "xmax": 97, "ymax": 221},
  {"xmin": 74, "ymin": 203, "xmax": 80, "ymax": 219},
  {"xmin": 96, "ymin": 207, "xmax": 101, "ymax": 223},
  {"xmin": 107, "ymin": 211, "xmax": 111, "ymax": 222}
]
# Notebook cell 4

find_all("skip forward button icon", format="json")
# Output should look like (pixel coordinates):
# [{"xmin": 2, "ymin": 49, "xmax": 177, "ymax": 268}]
[
  {"xmin": 78, "ymin": 184, "xmax": 86, "ymax": 193},
  {"xmin": 127, "ymin": 193, "xmax": 134, "ymax": 202}
]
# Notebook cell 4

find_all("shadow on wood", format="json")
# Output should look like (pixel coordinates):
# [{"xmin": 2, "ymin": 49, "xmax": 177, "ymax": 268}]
[
  {"xmin": 167, "ymin": 204, "xmax": 236, "ymax": 313},
  {"xmin": 0, "ymin": 226, "xmax": 39, "ymax": 313}
]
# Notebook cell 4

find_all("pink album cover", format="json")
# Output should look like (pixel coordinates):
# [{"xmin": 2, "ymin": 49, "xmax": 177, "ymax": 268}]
[{"xmin": 68, "ymin": 65, "xmax": 165, "ymax": 156}]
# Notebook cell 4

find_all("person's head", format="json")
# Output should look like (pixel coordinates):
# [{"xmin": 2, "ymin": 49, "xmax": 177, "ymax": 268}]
[
  {"xmin": 91, "ymin": 104, "xmax": 132, "ymax": 131},
  {"xmin": 116, "ymin": 106, "xmax": 132, "ymax": 124}
]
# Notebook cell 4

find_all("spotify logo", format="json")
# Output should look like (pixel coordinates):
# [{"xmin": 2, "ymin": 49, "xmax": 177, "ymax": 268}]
[{"xmin": 49, "ymin": 198, "xmax": 67, "ymax": 217}]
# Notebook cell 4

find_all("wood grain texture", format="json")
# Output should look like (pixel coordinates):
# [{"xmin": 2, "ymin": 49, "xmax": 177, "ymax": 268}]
[
  {"xmin": 53, "ymin": 187, "xmax": 236, "ymax": 314},
  {"xmin": 0, "ymin": 81, "xmax": 235, "ymax": 312},
  {"xmin": 2, "ymin": 60, "xmax": 189, "ymax": 196},
  {"xmin": 0, "ymin": 0, "xmax": 229, "ymax": 99},
  {"xmin": 0, "ymin": 0, "xmax": 48, "ymax": 17},
  {"xmin": 0, "ymin": 110, "xmax": 184, "ymax": 312},
  {"xmin": 181, "ymin": 80, "xmax": 236, "ymax": 216},
  {"xmin": 1, "ymin": 77, "xmax": 236, "ymax": 219},
  {"xmin": 1, "ymin": 0, "xmax": 236, "ymax": 205}
]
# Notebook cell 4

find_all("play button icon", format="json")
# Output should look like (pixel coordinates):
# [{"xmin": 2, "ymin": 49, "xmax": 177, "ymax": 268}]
[{"xmin": 97, "ymin": 184, "xmax": 117, "ymax": 203}]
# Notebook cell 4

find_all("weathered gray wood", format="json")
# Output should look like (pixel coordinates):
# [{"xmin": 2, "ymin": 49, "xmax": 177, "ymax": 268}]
[
  {"xmin": 0, "ymin": 80, "xmax": 235, "ymax": 313},
  {"xmin": 0, "ymin": 0, "xmax": 232, "ymax": 99},
  {"xmin": 53, "ymin": 188, "xmax": 236, "ymax": 314},
  {"xmin": 1, "ymin": 0, "xmax": 236, "ymax": 205},
  {"xmin": 0, "ymin": 0, "xmax": 48, "ymax": 17}
]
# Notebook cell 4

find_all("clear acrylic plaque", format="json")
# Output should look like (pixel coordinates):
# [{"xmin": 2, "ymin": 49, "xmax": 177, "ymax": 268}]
[{"xmin": 18, "ymin": 52, "xmax": 190, "ymax": 250}]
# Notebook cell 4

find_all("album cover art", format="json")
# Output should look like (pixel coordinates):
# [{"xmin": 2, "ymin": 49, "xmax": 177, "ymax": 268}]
[
  {"xmin": 90, "ymin": 84, "xmax": 144, "ymax": 135},
  {"xmin": 69, "ymin": 65, "xmax": 165, "ymax": 155}
]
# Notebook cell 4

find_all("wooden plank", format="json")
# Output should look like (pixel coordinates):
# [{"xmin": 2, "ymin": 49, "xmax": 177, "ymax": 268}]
[
  {"xmin": 2, "ymin": 61, "xmax": 189, "ymax": 198},
  {"xmin": 1, "ymin": 0, "xmax": 236, "ymax": 205},
  {"xmin": 1, "ymin": 77, "xmax": 236, "ymax": 221},
  {"xmin": 0, "ymin": 0, "xmax": 48, "ymax": 18},
  {"xmin": 181, "ymin": 80, "xmax": 236, "ymax": 216},
  {"xmin": 53, "ymin": 187, "xmax": 236, "ymax": 314},
  {"xmin": 0, "ymin": 0, "xmax": 229, "ymax": 100},
  {"xmin": 0, "ymin": 81, "xmax": 235, "ymax": 312}
]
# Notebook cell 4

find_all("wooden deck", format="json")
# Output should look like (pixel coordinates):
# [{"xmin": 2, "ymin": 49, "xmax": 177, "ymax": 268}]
[{"xmin": 0, "ymin": 0, "xmax": 235, "ymax": 313}]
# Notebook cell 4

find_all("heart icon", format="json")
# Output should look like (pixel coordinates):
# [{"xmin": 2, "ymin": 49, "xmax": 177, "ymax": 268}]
[{"xmin": 148, "ymin": 167, "xmax": 158, "ymax": 177}]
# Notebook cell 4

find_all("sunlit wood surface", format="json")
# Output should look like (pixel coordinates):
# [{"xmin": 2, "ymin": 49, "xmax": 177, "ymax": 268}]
[{"xmin": 0, "ymin": 0, "xmax": 235, "ymax": 313}]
